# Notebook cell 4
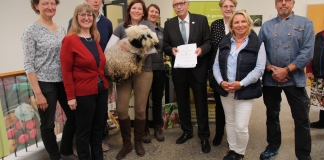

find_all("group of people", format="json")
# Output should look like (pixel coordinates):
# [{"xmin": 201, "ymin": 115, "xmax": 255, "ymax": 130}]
[
  {"xmin": 21, "ymin": 0, "xmax": 319, "ymax": 160},
  {"xmin": 166, "ymin": 0, "xmax": 315, "ymax": 160}
]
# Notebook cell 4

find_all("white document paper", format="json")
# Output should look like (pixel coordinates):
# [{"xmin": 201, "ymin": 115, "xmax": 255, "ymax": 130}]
[{"xmin": 174, "ymin": 43, "xmax": 197, "ymax": 68}]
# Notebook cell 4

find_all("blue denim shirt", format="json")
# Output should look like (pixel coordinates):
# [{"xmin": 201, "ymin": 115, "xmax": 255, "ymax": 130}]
[{"xmin": 258, "ymin": 12, "xmax": 315, "ymax": 87}]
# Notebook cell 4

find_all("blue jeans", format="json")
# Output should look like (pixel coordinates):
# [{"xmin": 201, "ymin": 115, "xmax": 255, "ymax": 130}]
[
  {"xmin": 74, "ymin": 82, "xmax": 108, "ymax": 160},
  {"xmin": 38, "ymin": 81, "xmax": 76, "ymax": 160},
  {"xmin": 263, "ymin": 86, "xmax": 311, "ymax": 159}
]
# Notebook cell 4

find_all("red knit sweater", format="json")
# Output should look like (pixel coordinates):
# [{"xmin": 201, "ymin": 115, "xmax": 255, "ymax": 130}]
[{"xmin": 60, "ymin": 34, "xmax": 108, "ymax": 100}]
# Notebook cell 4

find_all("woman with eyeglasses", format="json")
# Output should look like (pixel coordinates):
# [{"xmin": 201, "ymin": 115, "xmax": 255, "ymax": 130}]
[
  {"xmin": 104, "ymin": 0, "xmax": 156, "ymax": 159},
  {"xmin": 60, "ymin": 2, "xmax": 108, "ymax": 160},
  {"xmin": 22, "ymin": 0, "xmax": 76, "ymax": 159},
  {"xmin": 213, "ymin": 10, "xmax": 266, "ymax": 160},
  {"xmin": 208, "ymin": 0, "xmax": 237, "ymax": 147}
]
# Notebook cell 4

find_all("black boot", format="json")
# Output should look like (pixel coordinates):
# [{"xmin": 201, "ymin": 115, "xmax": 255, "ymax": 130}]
[{"xmin": 310, "ymin": 110, "xmax": 324, "ymax": 128}]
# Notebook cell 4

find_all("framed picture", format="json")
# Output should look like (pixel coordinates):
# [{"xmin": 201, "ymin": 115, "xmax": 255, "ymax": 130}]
[{"xmin": 250, "ymin": 15, "xmax": 263, "ymax": 27}]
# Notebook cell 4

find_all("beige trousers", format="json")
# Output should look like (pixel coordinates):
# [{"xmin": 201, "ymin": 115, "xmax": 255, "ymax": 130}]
[{"xmin": 116, "ymin": 71, "xmax": 153, "ymax": 120}]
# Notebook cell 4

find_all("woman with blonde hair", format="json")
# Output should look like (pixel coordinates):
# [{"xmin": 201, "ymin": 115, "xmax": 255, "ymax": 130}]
[
  {"xmin": 22, "ymin": 0, "xmax": 76, "ymax": 159},
  {"xmin": 60, "ymin": 2, "xmax": 108, "ymax": 160},
  {"xmin": 213, "ymin": 10, "xmax": 266, "ymax": 160}
]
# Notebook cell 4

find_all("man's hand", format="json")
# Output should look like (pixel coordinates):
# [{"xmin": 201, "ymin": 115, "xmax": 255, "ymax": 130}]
[
  {"xmin": 272, "ymin": 66, "xmax": 290, "ymax": 83},
  {"xmin": 195, "ymin": 47, "xmax": 202, "ymax": 56},
  {"xmin": 172, "ymin": 47, "xmax": 179, "ymax": 56}
]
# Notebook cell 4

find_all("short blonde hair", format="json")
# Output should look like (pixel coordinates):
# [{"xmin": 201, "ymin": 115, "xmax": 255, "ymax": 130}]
[
  {"xmin": 68, "ymin": 2, "xmax": 100, "ymax": 42},
  {"xmin": 219, "ymin": 0, "xmax": 238, "ymax": 7},
  {"xmin": 228, "ymin": 10, "xmax": 253, "ymax": 38}
]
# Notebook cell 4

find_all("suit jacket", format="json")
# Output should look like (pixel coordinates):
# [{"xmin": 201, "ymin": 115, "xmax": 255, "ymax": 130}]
[{"xmin": 163, "ymin": 13, "xmax": 211, "ymax": 84}]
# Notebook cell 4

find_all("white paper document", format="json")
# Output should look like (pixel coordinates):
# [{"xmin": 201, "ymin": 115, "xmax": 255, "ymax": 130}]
[{"xmin": 174, "ymin": 43, "xmax": 197, "ymax": 68}]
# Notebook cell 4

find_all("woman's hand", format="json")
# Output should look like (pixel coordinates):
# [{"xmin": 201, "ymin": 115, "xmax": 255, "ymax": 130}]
[
  {"xmin": 68, "ymin": 99, "xmax": 77, "ymax": 110},
  {"xmin": 220, "ymin": 81, "xmax": 235, "ymax": 92},
  {"xmin": 120, "ymin": 43, "xmax": 130, "ymax": 52},
  {"xmin": 35, "ymin": 93, "xmax": 48, "ymax": 111},
  {"xmin": 307, "ymin": 73, "xmax": 314, "ymax": 80},
  {"xmin": 228, "ymin": 81, "xmax": 242, "ymax": 91}
]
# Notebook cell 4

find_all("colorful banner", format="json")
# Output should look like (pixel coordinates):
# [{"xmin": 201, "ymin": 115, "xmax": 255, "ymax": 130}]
[{"xmin": 0, "ymin": 101, "xmax": 10, "ymax": 158}]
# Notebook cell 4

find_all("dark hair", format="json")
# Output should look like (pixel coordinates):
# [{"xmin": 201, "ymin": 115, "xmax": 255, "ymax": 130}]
[
  {"xmin": 147, "ymin": 4, "xmax": 160, "ymax": 14},
  {"xmin": 146, "ymin": 4, "xmax": 160, "ymax": 26},
  {"xmin": 30, "ymin": 0, "xmax": 60, "ymax": 14},
  {"xmin": 123, "ymin": 0, "xmax": 148, "ymax": 28}
]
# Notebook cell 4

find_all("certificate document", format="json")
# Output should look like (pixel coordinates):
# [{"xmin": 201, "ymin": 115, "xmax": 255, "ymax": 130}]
[{"xmin": 174, "ymin": 43, "xmax": 197, "ymax": 68}]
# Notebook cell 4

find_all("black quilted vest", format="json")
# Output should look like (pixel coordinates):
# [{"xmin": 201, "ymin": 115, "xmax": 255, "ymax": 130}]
[{"xmin": 216, "ymin": 31, "xmax": 262, "ymax": 100}]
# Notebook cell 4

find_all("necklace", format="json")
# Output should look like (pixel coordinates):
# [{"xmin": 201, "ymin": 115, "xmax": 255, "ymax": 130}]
[{"xmin": 83, "ymin": 37, "xmax": 92, "ymax": 42}]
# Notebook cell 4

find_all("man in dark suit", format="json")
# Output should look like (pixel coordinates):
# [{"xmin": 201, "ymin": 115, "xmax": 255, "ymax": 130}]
[{"xmin": 163, "ymin": 0, "xmax": 211, "ymax": 153}]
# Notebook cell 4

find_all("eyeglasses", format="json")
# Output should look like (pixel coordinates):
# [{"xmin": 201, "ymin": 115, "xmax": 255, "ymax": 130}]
[
  {"xmin": 222, "ymin": 5, "xmax": 235, "ymax": 9},
  {"xmin": 276, "ymin": 0, "xmax": 293, "ymax": 3},
  {"xmin": 172, "ymin": 1, "xmax": 188, "ymax": 8},
  {"xmin": 78, "ymin": 13, "xmax": 93, "ymax": 18}
]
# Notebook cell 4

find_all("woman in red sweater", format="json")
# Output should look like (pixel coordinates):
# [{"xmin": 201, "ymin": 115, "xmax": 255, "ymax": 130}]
[{"xmin": 60, "ymin": 2, "xmax": 108, "ymax": 160}]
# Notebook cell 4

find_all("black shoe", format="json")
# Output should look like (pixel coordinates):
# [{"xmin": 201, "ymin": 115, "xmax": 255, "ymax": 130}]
[
  {"xmin": 142, "ymin": 131, "xmax": 151, "ymax": 143},
  {"xmin": 223, "ymin": 150, "xmax": 237, "ymax": 160},
  {"xmin": 234, "ymin": 153, "xmax": 244, "ymax": 160},
  {"xmin": 310, "ymin": 121, "xmax": 324, "ymax": 128},
  {"xmin": 176, "ymin": 133, "xmax": 193, "ymax": 144},
  {"xmin": 201, "ymin": 140, "xmax": 211, "ymax": 153},
  {"xmin": 213, "ymin": 134, "xmax": 223, "ymax": 146}
]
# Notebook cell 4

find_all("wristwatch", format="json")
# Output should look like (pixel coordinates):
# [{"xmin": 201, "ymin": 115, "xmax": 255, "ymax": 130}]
[
  {"xmin": 240, "ymin": 82, "xmax": 245, "ymax": 89},
  {"xmin": 269, "ymin": 67, "xmax": 275, "ymax": 74}
]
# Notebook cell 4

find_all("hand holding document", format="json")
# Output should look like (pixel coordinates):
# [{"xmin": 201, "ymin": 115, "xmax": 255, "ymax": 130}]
[{"xmin": 174, "ymin": 43, "xmax": 197, "ymax": 68}]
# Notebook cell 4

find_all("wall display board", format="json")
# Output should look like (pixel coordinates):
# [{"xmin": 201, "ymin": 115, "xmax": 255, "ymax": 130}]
[{"xmin": 173, "ymin": 1, "xmax": 222, "ymax": 25}]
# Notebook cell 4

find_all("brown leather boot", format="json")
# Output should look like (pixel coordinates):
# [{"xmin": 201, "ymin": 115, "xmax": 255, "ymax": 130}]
[
  {"xmin": 134, "ymin": 118, "xmax": 146, "ymax": 157},
  {"xmin": 116, "ymin": 117, "xmax": 132, "ymax": 160}
]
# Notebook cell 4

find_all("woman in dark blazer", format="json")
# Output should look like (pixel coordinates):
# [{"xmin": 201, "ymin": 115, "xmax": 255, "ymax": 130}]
[{"xmin": 208, "ymin": 0, "xmax": 237, "ymax": 146}]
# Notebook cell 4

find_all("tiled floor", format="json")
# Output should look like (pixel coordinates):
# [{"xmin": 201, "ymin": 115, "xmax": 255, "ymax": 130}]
[{"xmin": 103, "ymin": 88, "xmax": 324, "ymax": 160}]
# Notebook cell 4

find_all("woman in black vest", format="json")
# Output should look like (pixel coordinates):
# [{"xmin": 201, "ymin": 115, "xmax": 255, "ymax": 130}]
[{"xmin": 213, "ymin": 10, "xmax": 266, "ymax": 160}]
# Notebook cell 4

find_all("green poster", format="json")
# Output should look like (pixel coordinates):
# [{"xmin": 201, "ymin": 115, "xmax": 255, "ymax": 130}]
[
  {"xmin": 173, "ymin": 1, "xmax": 223, "ymax": 25},
  {"xmin": 0, "ymin": 101, "xmax": 10, "ymax": 158}
]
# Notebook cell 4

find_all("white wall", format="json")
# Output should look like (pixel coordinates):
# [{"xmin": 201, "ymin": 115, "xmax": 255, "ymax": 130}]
[
  {"xmin": 1, "ymin": 0, "xmax": 324, "ymax": 73},
  {"xmin": 0, "ymin": 0, "xmax": 82, "ymax": 73}
]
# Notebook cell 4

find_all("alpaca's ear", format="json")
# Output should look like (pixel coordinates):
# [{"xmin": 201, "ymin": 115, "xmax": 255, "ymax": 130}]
[
  {"xmin": 147, "ymin": 34, "xmax": 152, "ymax": 39},
  {"xmin": 154, "ymin": 42, "xmax": 159, "ymax": 50},
  {"xmin": 130, "ymin": 37, "xmax": 143, "ymax": 48}
]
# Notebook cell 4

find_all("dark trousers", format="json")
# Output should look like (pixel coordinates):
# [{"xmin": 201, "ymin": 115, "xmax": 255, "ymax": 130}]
[
  {"xmin": 174, "ymin": 71, "xmax": 210, "ymax": 140},
  {"xmin": 319, "ymin": 110, "xmax": 324, "ymax": 122},
  {"xmin": 213, "ymin": 90, "xmax": 225, "ymax": 136},
  {"xmin": 38, "ymin": 82, "xmax": 76, "ymax": 160},
  {"xmin": 145, "ymin": 70, "xmax": 166, "ymax": 130},
  {"xmin": 263, "ymin": 86, "xmax": 311, "ymax": 159},
  {"xmin": 74, "ymin": 82, "xmax": 108, "ymax": 160}
]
